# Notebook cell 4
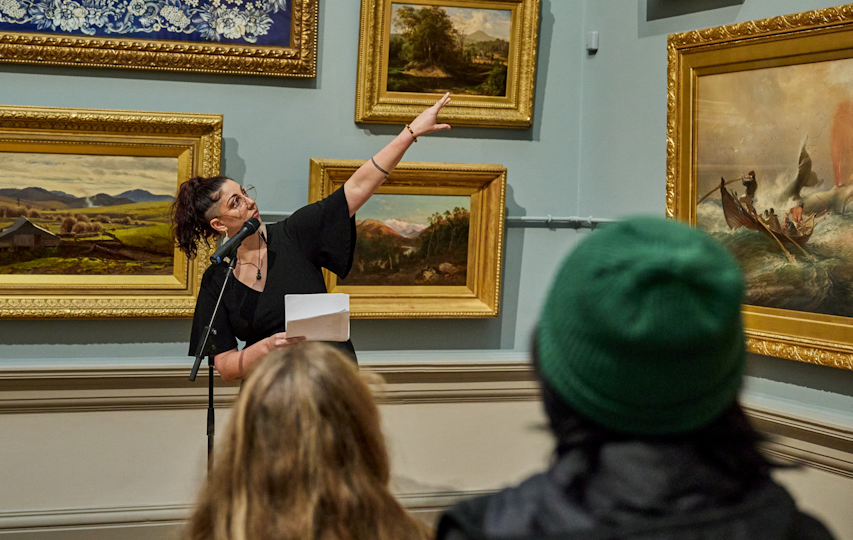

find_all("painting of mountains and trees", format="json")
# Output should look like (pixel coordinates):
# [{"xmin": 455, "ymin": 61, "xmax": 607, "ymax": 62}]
[
  {"xmin": 0, "ymin": 152, "xmax": 178, "ymax": 276},
  {"xmin": 341, "ymin": 193, "xmax": 470, "ymax": 286},
  {"xmin": 388, "ymin": 3, "xmax": 511, "ymax": 96}
]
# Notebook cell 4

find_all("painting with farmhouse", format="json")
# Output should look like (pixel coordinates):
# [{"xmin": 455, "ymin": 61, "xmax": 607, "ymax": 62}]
[
  {"xmin": 0, "ymin": 105, "xmax": 222, "ymax": 319},
  {"xmin": 0, "ymin": 153, "xmax": 177, "ymax": 276}
]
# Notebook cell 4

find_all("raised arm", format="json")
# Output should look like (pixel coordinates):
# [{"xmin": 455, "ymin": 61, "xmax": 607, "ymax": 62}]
[{"xmin": 344, "ymin": 93, "xmax": 452, "ymax": 217}]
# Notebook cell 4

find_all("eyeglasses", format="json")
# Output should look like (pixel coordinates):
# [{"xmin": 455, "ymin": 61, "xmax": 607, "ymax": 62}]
[{"xmin": 219, "ymin": 185, "xmax": 256, "ymax": 217}]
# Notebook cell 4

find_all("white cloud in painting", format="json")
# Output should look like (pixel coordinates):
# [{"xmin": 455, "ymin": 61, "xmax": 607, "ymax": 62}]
[
  {"xmin": 445, "ymin": 7, "xmax": 511, "ymax": 40},
  {"xmin": 391, "ymin": 4, "xmax": 511, "ymax": 40}
]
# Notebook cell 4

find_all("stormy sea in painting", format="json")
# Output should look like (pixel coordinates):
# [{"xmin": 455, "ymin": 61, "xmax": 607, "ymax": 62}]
[{"xmin": 698, "ymin": 200, "xmax": 853, "ymax": 318}]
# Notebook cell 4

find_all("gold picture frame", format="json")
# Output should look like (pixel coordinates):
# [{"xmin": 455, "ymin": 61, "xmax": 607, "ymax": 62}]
[
  {"xmin": 667, "ymin": 5, "xmax": 853, "ymax": 370},
  {"xmin": 0, "ymin": 0, "xmax": 317, "ymax": 77},
  {"xmin": 309, "ymin": 159, "xmax": 506, "ymax": 318},
  {"xmin": 0, "ymin": 105, "xmax": 221, "ymax": 318},
  {"xmin": 355, "ymin": 0, "xmax": 540, "ymax": 128}
]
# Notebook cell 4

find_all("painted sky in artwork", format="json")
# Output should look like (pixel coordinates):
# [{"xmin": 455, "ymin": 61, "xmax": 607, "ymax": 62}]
[
  {"xmin": 358, "ymin": 193, "xmax": 469, "ymax": 225},
  {"xmin": 696, "ymin": 57, "xmax": 853, "ymax": 196},
  {"xmin": 391, "ymin": 4, "xmax": 511, "ymax": 40},
  {"xmin": 0, "ymin": 153, "xmax": 178, "ymax": 197}
]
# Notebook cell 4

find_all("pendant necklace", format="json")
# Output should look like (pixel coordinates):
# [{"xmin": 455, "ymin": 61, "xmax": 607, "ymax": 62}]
[{"xmin": 237, "ymin": 230, "xmax": 263, "ymax": 280}]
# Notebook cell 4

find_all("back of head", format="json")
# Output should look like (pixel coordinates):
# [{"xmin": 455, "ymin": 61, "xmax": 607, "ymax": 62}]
[
  {"xmin": 170, "ymin": 175, "xmax": 229, "ymax": 259},
  {"xmin": 189, "ymin": 342, "xmax": 428, "ymax": 540},
  {"xmin": 536, "ymin": 216, "xmax": 746, "ymax": 436}
]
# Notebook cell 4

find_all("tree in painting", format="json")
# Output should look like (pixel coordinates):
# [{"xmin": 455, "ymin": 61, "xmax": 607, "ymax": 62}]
[
  {"xmin": 343, "ymin": 201, "xmax": 469, "ymax": 286},
  {"xmin": 0, "ymin": 153, "xmax": 176, "ymax": 276},
  {"xmin": 388, "ymin": 4, "xmax": 510, "ymax": 96},
  {"xmin": 395, "ymin": 6, "xmax": 461, "ymax": 70}
]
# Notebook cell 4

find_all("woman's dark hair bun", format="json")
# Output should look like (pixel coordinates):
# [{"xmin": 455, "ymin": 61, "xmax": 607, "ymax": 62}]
[{"xmin": 170, "ymin": 176, "xmax": 230, "ymax": 259}]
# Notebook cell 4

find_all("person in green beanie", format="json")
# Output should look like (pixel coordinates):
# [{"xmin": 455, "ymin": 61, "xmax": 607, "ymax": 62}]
[{"xmin": 436, "ymin": 216, "xmax": 834, "ymax": 540}]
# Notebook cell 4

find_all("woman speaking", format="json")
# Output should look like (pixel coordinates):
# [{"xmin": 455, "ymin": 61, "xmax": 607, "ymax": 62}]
[{"xmin": 172, "ymin": 94, "xmax": 451, "ymax": 381}]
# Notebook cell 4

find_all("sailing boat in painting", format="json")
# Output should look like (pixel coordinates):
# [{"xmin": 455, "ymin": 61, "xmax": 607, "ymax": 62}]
[
  {"xmin": 714, "ymin": 178, "xmax": 817, "ymax": 263},
  {"xmin": 697, "ymin": 99, "xmax": 853, "ymax": 317}
]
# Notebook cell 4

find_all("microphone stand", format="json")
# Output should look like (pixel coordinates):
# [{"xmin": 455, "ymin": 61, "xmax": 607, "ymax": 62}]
[{"xmin": 190, "ymin": 254, "xmax": 238, "ymax": 472}]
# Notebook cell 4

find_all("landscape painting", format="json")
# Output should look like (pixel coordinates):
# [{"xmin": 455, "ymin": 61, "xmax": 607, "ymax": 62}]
[
  {"xmin": 0, "ymin": 152, "xmax": 177, "ymax": 276},
  {"xmin": 355, "ymin": 0, "xmax": 539, "ymax": 128},
  {"xmin": 388, "ymin": 3, "xmax": 511, "ymax": 96},
  {"xmin": 309, "ymin": 159, "xmax": 506, "ymax": 318},
  {"xmin": 342, "ymin": 193, "xmax": 470, "ymax": 286},
  {"xmin": 695, "ymin": 59, "xmax": 853, "ymax": 318}
]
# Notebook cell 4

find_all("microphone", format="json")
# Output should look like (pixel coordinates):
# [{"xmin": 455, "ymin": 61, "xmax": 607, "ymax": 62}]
[{"xmin": 210, "ymin": 218, "xmax": 260, "ymax": 264}]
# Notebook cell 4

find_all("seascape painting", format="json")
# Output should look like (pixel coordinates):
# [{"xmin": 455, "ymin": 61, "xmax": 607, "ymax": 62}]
[
  {"xmin": 0, "ymin": 152, "xmax": 177, "ymax": 276},
  {"xmin": 342, "ymin": 193, "xmax": 469, "ymax": 286},
  {"xmin": 0, "ymin": 0, "xmax": 292, "ymax": 46},
  {"xmin": 387, "ymin": 3, "xmax": 511, "ymax": 96},
  {"xmin": 696, "ymin": 59, "xmax": 853, "ymax": 317}
]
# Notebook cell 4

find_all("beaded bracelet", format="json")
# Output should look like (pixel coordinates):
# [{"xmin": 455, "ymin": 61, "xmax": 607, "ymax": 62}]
[
  {"xmin": 371, "ymin": 156, "xmax": 390, "ymax": 176},
  {"xmin": 405, "ymin": 124, "xmax": 418, "ymax": 142}
]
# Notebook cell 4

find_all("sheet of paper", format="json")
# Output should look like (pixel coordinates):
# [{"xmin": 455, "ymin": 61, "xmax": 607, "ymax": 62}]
[{"xmin": 285, "ymin": 293, "xmax": 350, "ymax": 342}]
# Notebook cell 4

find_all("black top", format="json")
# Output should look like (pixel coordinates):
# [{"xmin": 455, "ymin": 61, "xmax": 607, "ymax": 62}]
[
  {"xmin": 189, "ymin": 187, "xmax": 357, "ymax": 360},
  {"xmin": 436, "ymin": 441, "xmax": 834, "ymax": 540}
]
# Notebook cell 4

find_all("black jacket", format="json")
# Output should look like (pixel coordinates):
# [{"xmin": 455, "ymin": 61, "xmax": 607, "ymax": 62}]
[{"xmin": 436, "ymin": 441, "xmax": 834, "ymax": 540}]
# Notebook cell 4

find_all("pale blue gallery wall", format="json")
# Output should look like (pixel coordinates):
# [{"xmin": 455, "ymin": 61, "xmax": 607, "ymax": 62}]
[
  {"xmin": 578, "ymin": 0, "xmax": 853, "ymax": 421},
  {"xmin": 2, "ymin": 0, "xmax": 853, "ymax": 425},
  {"xmin": 0, "ymin": 0, "xmax": 584, "ymax": 365}
]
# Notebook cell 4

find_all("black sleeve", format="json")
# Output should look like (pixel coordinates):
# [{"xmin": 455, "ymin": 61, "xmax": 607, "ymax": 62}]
[
  {"xmin": 187, "ymin": 267, "xmax": 238, "ymax": 357},
  {"xmin": 286, "ymin": 186, "xmax": 356, "ymax": 279},
  {"xmin": 791, "ymin": 512, "xmax": 836, "ymax": 540},
  {"xmin": 436, "ymin": 497, "xmax": 492, "ymax": 540}
]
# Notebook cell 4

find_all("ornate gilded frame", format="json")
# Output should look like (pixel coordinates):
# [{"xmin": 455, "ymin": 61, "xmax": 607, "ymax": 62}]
[
  {"xmin": 355, "ymin": 0, "xmax": 540, "ymax": 128},
  {"xmin": 309, "ymin": 159, "xmax": 505, "ymax": 318},
  {"xmin": 667, "ymin": 5, "xmax": 853, "ymax": 370},
  {"xmin": 0, "ymin": 0, "xmax": 317, "ymax": 77},
  {"xmin": 0, "ymin": 105, "xmax": 221, "ymax": 318}
]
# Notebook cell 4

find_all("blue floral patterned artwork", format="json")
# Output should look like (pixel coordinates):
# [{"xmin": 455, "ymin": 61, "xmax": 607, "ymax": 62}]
[{"xmin": 0, "ymin": 0, "xmax": 291, "ymax": 46}]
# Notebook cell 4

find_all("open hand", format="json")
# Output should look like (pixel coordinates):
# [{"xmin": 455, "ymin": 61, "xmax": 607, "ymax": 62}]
[{"xmin": 408, "ymin": 92, "xmax": 452, "ymax": 138}]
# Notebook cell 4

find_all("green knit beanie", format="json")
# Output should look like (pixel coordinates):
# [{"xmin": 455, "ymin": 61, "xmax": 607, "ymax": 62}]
[{"xmin": 536, "ymin": 216, "xmax": 746, "ymax": 436}]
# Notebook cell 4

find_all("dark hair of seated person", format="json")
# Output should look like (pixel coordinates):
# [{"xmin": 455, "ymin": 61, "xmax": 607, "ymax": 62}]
[{"xmin": 530, "ymin": 331, "xmax": 778, "ymax": 493}]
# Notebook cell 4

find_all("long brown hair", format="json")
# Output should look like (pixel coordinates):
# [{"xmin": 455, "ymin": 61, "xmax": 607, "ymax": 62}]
[
  {"xmin": 188, "ymin": 342, "xmax": 431, "ymax": 540},
  {"xmin": 170, "ymin": 175, "xmax": 229, "ymax": 259}
]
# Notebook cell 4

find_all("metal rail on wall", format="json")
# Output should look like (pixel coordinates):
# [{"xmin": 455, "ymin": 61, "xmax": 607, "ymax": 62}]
[
  {"xmin": 505, "ymin": 215, "xmax": 618, "ymax": 230},
  {"xmin": 260, "ymin": 211, "xmax": 618, "ymax": 230}
]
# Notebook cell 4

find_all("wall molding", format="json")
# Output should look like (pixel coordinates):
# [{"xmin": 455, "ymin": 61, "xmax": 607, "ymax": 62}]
[
  {"xmin": 0, "ymin": 360, "xmax": 539, "ymax": 414},
  {"xmin": 0, "ymin": 490, "xmax": 493, "ymax": 533},
  {"xmin": 743, "ymin": 403, "xmax": 853, "ymax": 479},
  {"xmin": 0, "ymin": 361, "xmax": 850, "ymax": 491},
  {"xmin": 0, "ymin": 504, "xmax": 189, "ymax": 531}
]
